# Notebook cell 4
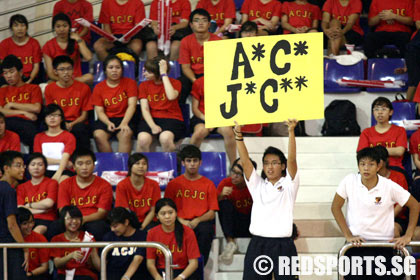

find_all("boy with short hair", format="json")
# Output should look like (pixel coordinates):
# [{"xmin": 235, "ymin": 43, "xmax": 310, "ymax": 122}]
[
  {"xmin": 44, "ymin": 55, "xmax": 92, "ymax": 150},
  {"xmin": 357, "ymin": 97, "xmax": 407, "ymax": 170},
  {"xmin": 16, "ymin": 207, "xmax": 49, "ymax": 279},
  {"xmin": 164, "ymin": 145, "xmax": 219, "ymax": 265},
  {"xmin": 52, "ymin": 149, "xmax": 113, "ymax": 240},
  {"xmin": 0, "ymin": 55, "xmax": 42, "ymax": 151},
  {"xmin": 178, "ymin": 8, "xmax": 222, "ymax": 104},
  {"xmin": 331, "ymin": 147, "xmax": 419, "ymax": 278},
  {"xmin": 0, "ymin": 112, "xmax": 21, "ymax": 152},
  {"xmin": 0, "ymin": 150, "xmax": 28, "ymax": 279}
]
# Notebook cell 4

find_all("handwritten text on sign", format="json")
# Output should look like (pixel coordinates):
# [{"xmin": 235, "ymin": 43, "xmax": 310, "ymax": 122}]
[{"xmin": 204, "ymin": 33, "xmax": 324, "ymax": 128}]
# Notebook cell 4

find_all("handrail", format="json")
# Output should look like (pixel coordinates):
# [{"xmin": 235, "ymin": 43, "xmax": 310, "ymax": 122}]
[
  {"xmin": 338, "ymin": 242, "xmax": 411, "ymax": 280},
  {"xmin": 0, "ymin": 241, "xmax": 173, "ymax": 280}
]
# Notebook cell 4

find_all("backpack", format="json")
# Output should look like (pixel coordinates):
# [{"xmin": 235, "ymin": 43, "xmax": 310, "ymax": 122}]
[{"xmin": 321, "ymin": 100, "xmax": 361, "ymax": 136}]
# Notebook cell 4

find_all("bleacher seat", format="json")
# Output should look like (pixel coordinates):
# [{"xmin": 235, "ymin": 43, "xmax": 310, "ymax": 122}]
[
  {"xmin": 324, "ymin": 59, "xmax": 364, "ymax": 93},
  {"xmin": 367, "ymin": 58, "xmax": 408, "ymax": 93},
  {"xmin": 138, "ymin": 60, "xmax": 181, "ymax": 84},
  {"xmin": 94, "ymin": 152, "xmax": 128, "ymax": 177},
  {"xmin": 93, "ymin": 60, "xmax": 136, "ymax": 87},
  {"xmin": 181, "ymin": 152, "xmax": 227, "ymax": 187},
  {"xmin": 143, "ymin": 152, "xmax": 178, "ymax": 190}
]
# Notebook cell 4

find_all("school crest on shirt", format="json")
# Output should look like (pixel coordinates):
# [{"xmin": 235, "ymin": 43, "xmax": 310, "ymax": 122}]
[
  {"xmin": 277, "ymin": 185, "xmax": 283, "ymax": 192},
  {"xmin": 374, "ymin": 197, "xmax": 382, "ymax": 205}
]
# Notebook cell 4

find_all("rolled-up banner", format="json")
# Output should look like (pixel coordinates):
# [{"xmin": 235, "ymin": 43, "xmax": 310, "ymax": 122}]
[
  {"xmin": 119, "ymin": 18, "xmax": 153, "ymax": 43},
  {"xmin": 337, "ymin": 78, "xmax": 405, "ymax": 88},
  {"xmin": 74, "ymin": 18, "xmax": 117, "ymax": 42}
]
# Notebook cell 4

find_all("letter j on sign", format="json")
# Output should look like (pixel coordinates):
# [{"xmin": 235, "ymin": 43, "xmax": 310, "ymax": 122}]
[{"xmin": 204, "ymin": 32, "xmax": 324, "ymax": 128}]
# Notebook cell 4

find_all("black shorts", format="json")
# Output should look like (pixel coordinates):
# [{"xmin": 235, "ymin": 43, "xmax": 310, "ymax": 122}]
[
  {"xmin": 190, "ymin": 116, "xmax": 217, "ymax": 134},
  {"xmin": 171, "ymin": 26, "xmax": 192, "ymax": 41},
  {"xmin": 138, "ymin": 26, "xmax": 158, "ymax": 44},
  {"xmin": 45, "ymin": 169, "xmax": 76, "ymax": 178},
  {"xmin": 395, "ymin": 217, "xmax": 408, "ymax": 234},
  {"xmin": 34, "ymin": 218, "xmax": 53, "ymax": 229},
  {"xmin": 345, "ymin": 30, "xmax": 364, "ymax": 46},
  {"xmin": 137, "ymin": 118, "xmax": 185, "ymax": 141},
  {"xmin": 92, "ymin": 117, "xmax": 136, "ymax": 137}
]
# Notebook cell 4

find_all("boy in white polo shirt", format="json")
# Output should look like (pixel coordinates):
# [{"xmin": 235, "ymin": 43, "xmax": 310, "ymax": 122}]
[
  {"xmin": 331, "ymin": 147, "xmax": 419, "ymax": 279},
  {"xmin": 234, "ymin": 119, "xmax": 299, "ymax": 280}
]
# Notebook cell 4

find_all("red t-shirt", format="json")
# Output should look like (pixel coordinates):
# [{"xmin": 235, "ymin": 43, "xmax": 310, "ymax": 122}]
[
  {"xmin": 146, "ymin": 224, "xmax": 200, "ymax": 269},
  {"xmin": 415, "ymin": 0, "xmax": 420, "ymax": 22},
  {"xmin": 389, "ymin": 169, "xmax": 408, "ymax": 220},
  {"xmin": 0, "ymin": 84, "xmax": 42, "ymax": 120},
  {"xmin": 164, "ymin": 175, "xmax": 219, "ymax": 220},
  {"xmin": 0, "ymin": 37, "xmax": 42, "ymax": 77},
  {"xmin": 91, "ymin": 77, "xmax": 138, "ymax": 118},
  {"xmin": 191, "ymin": 76, "xmax": 205, "ymax": 114},
  {"xmin": 282, "ymin": 1, "xmax": 321, "ymax": 34},
  {"xmin": 0, "ymin": 130, "xmax": 21, "ymax": 152},
  {"xmin": 99, "ymin": 0, "xmax": 146, "ymax": 35},
  {"xmin": 179, "ymin": 33, "xmax": 221, "ymax": 75},
  {"xmin": 50, "ymin": 231, "xmax": 97, "ymax": 280},
  {"xmin": 240, "ymin": 0, "xmax": 282, "ymax": 21},
  {"xmin": 322, "ymin": 0, "xmax": 363, "ymax": 35},
  {"xmin": 217, "ymin": 177, "xmax": 252, "ymax": 215},
  {"xmin": 368, "ymin": 0, "xmax": 414, "ymax": 33},
  {"xmin": 24, "ymin": 231, "xmax": 49, "ymax": 273},
  {"xmin": 196, "ymin": 0, "xmax": 236, "ymax": 27},
  {"xmin": 17, "ymin": 177, "xmax": 58, "ymax": 221},
  {"xmin": 45, "ymin": 81, "xmax": 92, "ymax": 121},
  {"xmin": 138, "ymin": 78, "xmax": 183, "ymax": 121},
  {"xmin": 115, "ymin": 177, "xmax": 161, "ymax": 222},
  {"xmin": 42, "ymin": 38, "xmax": 83, "ymax": 78},
  {"xmin": 409, "ymin": 129, "xmax": 420, "ymax": 159},
  {"xmin": 150, "ymin": 0, "xmax": 191, "ymax": 24},
  {"xmin": 357, "ymin": 125, "xmax": 407, "ymax": 168},
  {"xmin": 34, "ymin": 131, "xmax": 76, "ymax": 163},
  {"xmin": 53, "ymin": 0, "xmax": 93, "ymax": 43},
  {"xmin": 57, "ymin": 176, "xmax": 113, "ymax": 215}
]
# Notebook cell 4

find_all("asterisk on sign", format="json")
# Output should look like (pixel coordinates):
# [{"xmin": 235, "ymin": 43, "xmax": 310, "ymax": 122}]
[
  {"xmin": 280, "ymin": 78, "xmax": 293, "ymax": 92},
  {"xmin": 251, "ymin": 43, "xmax": 265, "ymax": 61},
  {"xmin": 245, "ymin": 81, "xmax": 257, "ymax": 94},
  {"xmin": 294, "ymin": 41, "xmax": 308, "ymax": 56},
  {"xmin": 295, "ymin": 76, "xmax": 308, "ymax": 91}
]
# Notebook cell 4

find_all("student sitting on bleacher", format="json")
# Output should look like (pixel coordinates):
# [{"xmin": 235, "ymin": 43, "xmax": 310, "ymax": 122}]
[
  {"xmin": 91, "ymin": 55, "xmax": 137, "ymax": 153},
  {"xmin": 0, "ymin": 112, "xmax": 21, "ymax": 152},
  {"xmin": 34, "ymin": 104, "xmax": 76, "ymax": 183},
  {"xmin": 44, "ymin": 55, "xmax": 92, "ymax": 151},
  {"xmin": 147, "ymin": 198, "xmax": 200, "ymax": 280},
  {"xmin": 94, "ymin": 0, "xmax": 158, "ymax": 61},
  {"xmin": 149, "ymin": 0, "xmax": 191, "ymax": 60},
  {"xmin": 357, "ymin": 97, "xmax": 407, "ymax": 172},
  {"xmin": 48, "ymin": 149, "xmax": 113, "ymax": 241},
  {"xmin": 50, "ymin": 205, "xmax": 100, "ymax": 280},
  {"xmin": 196, "ymin": 0, "xmax": 236, "ymax": 38},
  {"xmin": 0, "ymin": 14, "xmax": 42, "ymax": 85},
  {"xmin": 17, "ymin": 153, "xmax": 58, "ymax": 235},
  {"xmin": 16, "ymin": 207, "xmax": 49, "ymax": 280},
  {"xmin": 240, "ymin": 0, "xmax": 282, "ymax": 36},
  {"xmin": 281, "ymin": 0, "xmax": 321, "ymax": 35},
  {"xmin": 321, "ymin": 0, "xmax": 363, "ymax": 56},
  {"xmin": 136, "ymin": 56, "xmax": 185, "ymax": 153},
  {"xmin": 178, "ymin": 8, "xmax": 222, "ymax": 104},
  {"xmin": 364, "ymin": 0, "xmax": 414, "ymax": 58},
  {"xmin": 53, "ymin": 0, "xmax": 94, "ymax": 45},
  {"xmin": 331, "ymin": 147, "xmax": 419, "ymax": 278},
  {"xmin": 0, "ymin": 55, "xmax": 42, "ymax": 152},
  {"xmin": 217, "ymin": 158, "xmax": 255, "ymax": 265},
  {"xmin": 189, "ymin": 76, "xmax": 236, "ymax": 164},
  {"xmin": 103, "ymin": 207, "xmax": 150, "ymax": 280},
  {"xmin": 404, "ymin": 1, "xmax": 420, "ymax": 102},
  {"xmin": 115, "ymin": 153, "xmax": 161, "ymax": 231},
  {"xmin": 42, "ymin": 13, "xmax": 93, "ymax": 85},
  {"xmin": 164, "ymin": 145, "xmax": 219, "ymax": 266},
  {"xmin": 409, "ymin": 126, "xmax": 420, "ymax": 207}
]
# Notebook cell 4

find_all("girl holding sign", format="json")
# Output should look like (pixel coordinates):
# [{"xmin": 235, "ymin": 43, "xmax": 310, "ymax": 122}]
[{"xmin": 234, "ymin": 119, "xmax": 299, "ymax": 280}]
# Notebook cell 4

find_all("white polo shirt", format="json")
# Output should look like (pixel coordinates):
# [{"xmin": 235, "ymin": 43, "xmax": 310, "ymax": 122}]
[
  {"xmin": 337, "ymin": 173, "xmax": 410, "ymax": 241},
  {"xmin": 245, "ymin": 168, "xmax": 299, "ymax": 238}
]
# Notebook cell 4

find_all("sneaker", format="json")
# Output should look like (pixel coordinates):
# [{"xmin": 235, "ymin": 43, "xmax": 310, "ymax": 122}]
[{"xmin": 219, "ymin": 241, "xmax": 238, "ymax": 265}]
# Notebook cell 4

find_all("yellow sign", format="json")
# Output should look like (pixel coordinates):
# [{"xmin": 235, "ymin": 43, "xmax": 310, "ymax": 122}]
[{"xmin": 204, "ymin": 32, "xmax": 324, "ymax": 128}]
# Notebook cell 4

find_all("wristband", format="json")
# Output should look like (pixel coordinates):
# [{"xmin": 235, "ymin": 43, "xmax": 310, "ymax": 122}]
[
  {"xmin": 179, "ymin": 274, "xmax": 186, "ymax": 280},
  {"xmin": 161, "ymin": 73, "xmax": 168, "ymax": 77}
]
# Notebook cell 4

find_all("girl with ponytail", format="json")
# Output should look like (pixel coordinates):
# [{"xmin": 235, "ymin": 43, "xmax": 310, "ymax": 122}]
[
  {"xmin": 146, "ymin": 198, "xmax": 200, "ymax": 280},
  {"xmin": 42, "ymin": 13, "xmax": 93, "ymax": 84},
  {"xmin": 103, "ymin": 207, "xmax": 150, "ymax": 280}
]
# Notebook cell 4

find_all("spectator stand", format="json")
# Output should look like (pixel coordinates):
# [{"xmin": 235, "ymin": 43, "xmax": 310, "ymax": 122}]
[
  {"xmin": 367, "ymin": 58, "xmax": 408, "ymax": 93},
  {"xmin": 324, "ymin": 59, "xmax": 364, "ymax": 93}
]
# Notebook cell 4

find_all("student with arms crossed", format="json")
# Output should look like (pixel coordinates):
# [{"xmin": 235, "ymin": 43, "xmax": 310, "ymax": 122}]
[
  {"xmin": 331, "ymin": 147, "xmax": 420, "ymax": 278},
  {"xmin": 164, "ymin": 145, "xmax": 219, "ymax": 266},
  {"xmin": 0, "ymin": 151, "xmax": 28, "ymax": 280},
  {"xmin": 44, "ymin": 55, "xmax": 92, "ymax": 150},
  {"xmin": 234, "ymin": 119, "xmax": 299, "ymax": 280},
  {"xmin": 240, "ymin": 0, "xmax": 282, "ymax": 36}
]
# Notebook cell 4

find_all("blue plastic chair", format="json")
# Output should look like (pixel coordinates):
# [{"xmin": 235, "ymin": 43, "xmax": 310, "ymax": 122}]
[
  {"xmin": 138, "ymin": 60, "xmax": 181, "ymax": 85},
  {"xmin": 180, "ymin": 103, "xmax": 191, "ymax": 137},
  {"xmin": 324, "ymin": 59, "xmax": 364, "ymax": 93},
  {"xmin": 143, "ymin": 152, "xmax": 178, "ymax": 190},
  {"xmin": 93, "ymin": 61, "xmax": 136, "ymax": 88},
  {"xmin": 367, "ymin": 58, "xmax": 408, "ymax": 92},
  {"xmin": 94, "ymin": 152, "xmax": 128, "ymax": 177},
  {"xmin": 181, "ymin": 152, "xmax": 227, "ymax": 187}
]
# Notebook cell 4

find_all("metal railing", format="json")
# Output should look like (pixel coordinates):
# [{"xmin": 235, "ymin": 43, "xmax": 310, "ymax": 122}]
[
  {"xmin": 338, "ymin": 242, "xmax": 412, "ymax": 280},
  {"xmin": 0, "ymin": 241, "xmax": 173, "ymax": 280}
]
